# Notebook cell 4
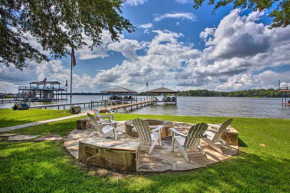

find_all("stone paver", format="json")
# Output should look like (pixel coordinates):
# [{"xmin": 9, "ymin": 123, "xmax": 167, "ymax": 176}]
[
  {"xmin": 0, "ymin": 134, "xmax": 16, "ymax": 137},
  {"xmin": 8, "ymin": 135, "xmax": 39, "ymax": 141},
  {"xmin": 0, "ymin": 110, "xmax": 93, "ymax": 134},
  {"xmin": 34, "ymin": 134, "xmax": 63, "ymax": 142},
  {"xmin": 64, "ymin": 121, "xmax": 238, "ymax": 172}
]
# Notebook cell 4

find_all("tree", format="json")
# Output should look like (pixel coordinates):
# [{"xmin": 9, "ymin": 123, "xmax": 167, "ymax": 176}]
[
  {"xmin": 193, "ymin": 0, "xmax": 290, "ymax": 28},
  {"xmin": 0, "ymin": 0, "xmax": 135, "ymax": 70}
]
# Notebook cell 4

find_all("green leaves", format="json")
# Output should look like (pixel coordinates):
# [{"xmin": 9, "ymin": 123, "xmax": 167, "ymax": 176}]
[
  {"xmin": 0, "ymin": 0, "xmax": 135, "ymax": 70},
  {"xmin": 193, "ymin": 0, "xmax": 290, "ymax": 28}
]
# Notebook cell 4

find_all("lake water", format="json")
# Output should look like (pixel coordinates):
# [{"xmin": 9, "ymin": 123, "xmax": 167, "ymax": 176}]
[{"xmin": 1, "ymin": 95, "xmax": 289, "ymax": 119}]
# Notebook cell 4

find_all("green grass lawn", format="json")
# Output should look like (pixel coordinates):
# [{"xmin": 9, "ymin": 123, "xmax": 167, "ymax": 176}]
[
  {"xmin": 0, "ymin": 110, "xmax": 290, "ymax": 192},
  {"xmin": 0, "ymin": 109, "xmax": 71, "ymax": 128}
]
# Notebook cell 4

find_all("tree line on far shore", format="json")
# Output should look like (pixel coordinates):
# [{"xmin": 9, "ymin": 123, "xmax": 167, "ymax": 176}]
[{"xmin": 178, "ymin": 89, "xmax": 284, "ymax": 97}]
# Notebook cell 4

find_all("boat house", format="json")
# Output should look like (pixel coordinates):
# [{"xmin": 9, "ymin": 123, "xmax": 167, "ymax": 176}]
[
  {"xmin": 101, "ymin": 87, "xmax": 137, "ymax": 104},
  {"xmin": 147, "ymin": 87, "xmax": 178, "ymax": 104},
  {"xmin": 18, "ymin": 80, "xmax": 67, "ymax": 102}
]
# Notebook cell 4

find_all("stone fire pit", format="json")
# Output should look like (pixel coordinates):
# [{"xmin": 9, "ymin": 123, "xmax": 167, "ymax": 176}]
[
  {"xmin": 125, "ymin": 119, "xmax": 174, "ymax": 138},
  {"xmin": 64, "ymin": 121, "xmax": 239, "ymax": 172}
]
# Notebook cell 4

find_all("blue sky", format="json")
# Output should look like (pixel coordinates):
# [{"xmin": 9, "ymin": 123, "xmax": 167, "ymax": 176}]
[{"xmin": 1, "ymin": 0, "xmax": 290, "ymax": 93}]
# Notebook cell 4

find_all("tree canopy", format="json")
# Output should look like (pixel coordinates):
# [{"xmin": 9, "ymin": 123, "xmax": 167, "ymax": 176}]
[
  {"xmin": 193, "ymin": 0, "xmax": 290, "ymax": 28},
  {"xmin": 0, "ymin": 0, "xmax": 135, "ymax": 70}
]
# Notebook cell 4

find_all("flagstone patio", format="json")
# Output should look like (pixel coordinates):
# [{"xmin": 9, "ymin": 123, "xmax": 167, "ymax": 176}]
[{"xmin": 64, "ymin": 121, "xmax": 238, "ymax": 172}]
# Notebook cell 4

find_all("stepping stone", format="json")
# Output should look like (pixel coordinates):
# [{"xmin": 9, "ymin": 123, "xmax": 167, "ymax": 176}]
[
  {"xmin": 8, "ymin": 135, "xmax": 39, "ymax": 141},
  {"xmin": 0, "ymin": 134, "xmax": 16, "ymax": 137},
  {"xmin": 34, "ymin": 134, "xmax": 63, "ymax": 142}
]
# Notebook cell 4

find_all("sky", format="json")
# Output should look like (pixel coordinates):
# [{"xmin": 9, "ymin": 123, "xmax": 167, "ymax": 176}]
[{"xmin": 1, "ymin": 0, "xmax": 290, "ymax": 93}]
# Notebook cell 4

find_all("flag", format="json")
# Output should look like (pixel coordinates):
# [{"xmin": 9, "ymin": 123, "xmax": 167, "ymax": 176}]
[
  {"xmin": 65, "ymin": 80, "xmax": 68, "ymax": 87},
  {"xmin": 71, "ymin": 48, "xmax": 76, "ymax": 67},
  {"xmin": 43, "ymin": 78, "xmax": 47, "ymax": 83}
]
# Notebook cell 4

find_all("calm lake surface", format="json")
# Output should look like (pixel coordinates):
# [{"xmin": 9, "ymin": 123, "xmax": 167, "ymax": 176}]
[{"xmin": 1, "ymin": 95, "xmax": 289, "ymax": 119}]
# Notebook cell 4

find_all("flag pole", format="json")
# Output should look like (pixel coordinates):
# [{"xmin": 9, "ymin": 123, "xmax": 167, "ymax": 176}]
[{"xmin": 70, "ymin": 48, "xmax": 73, "ymax": 113}]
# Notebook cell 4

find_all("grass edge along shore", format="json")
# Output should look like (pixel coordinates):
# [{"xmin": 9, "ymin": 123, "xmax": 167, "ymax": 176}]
[{"xmin": 0, "ymin": 109, "xmax": 290, "ymax": 192}]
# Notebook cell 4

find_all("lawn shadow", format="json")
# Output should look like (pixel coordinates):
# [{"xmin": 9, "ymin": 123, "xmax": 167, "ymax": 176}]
[{"xmin": 238, "ymin": 138, "xmax": 248, "ymax": 147}]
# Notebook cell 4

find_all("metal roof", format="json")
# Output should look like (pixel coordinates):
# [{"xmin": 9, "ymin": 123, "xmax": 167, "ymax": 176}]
[
  {"xmin": 29, "ymin": 81, "xmax": 61, "ymax": 85},
  {"xmin": 147, "ymin": 87, "xmax": 177, "ymax": 93},
  {"xmin": 101, "ymin": 87, "xmax": 137, "ymax": 93}
]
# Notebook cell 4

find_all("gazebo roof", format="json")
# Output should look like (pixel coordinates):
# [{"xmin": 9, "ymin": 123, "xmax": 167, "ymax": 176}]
[
  {"xmin": 101, "ymin": 87, "xmax": 137, "ymax": 93},
  {"xmin": 29, "ymin": 81, "xmax": 61, "ymax": 85},
  {"xmin": 147, "ymin": 87, "xmax": 177, "ymax": 93}
]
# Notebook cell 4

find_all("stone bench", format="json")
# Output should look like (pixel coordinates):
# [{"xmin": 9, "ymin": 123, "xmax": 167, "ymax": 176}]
[
  {"xmin": 125, "ymin": 119, "xmax": 174, "ymax": 138},
  {"xmin": 221, "ymin": 126, "xmax": 239, "ymax": 146},
  {"xmin": 78, "ymin": 138, "xmax": 140, "ymax": 172},
  {"xmin": 76, "ymin": 118, "xmax": 91, "ymax": 130}
]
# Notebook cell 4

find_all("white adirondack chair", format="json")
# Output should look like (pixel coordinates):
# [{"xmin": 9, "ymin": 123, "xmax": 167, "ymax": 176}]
[
  {"xmin": 87, "ymin": 113, "xmax": 117, "ymax": 140},
  {"xmin": 203, "ymin": 118, "xmax": 233, "ymax": 153},
  {"xmin": 132, "ymin": 118, "xmax": 163, "ymax": 155},
  {"xmin": 170, "ymin": 122, "xmax": 208, "ymax": 162},
  {"xmin": 93, "ymin": 108, "xmax": 115, "ymax": 123}
]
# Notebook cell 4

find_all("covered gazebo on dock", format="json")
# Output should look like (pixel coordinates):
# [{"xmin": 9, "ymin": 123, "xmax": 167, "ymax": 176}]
[
  {"xmin": 101, "ymin": 87, "xmax": 138, "ymax": 104},
  {"xmin": 147, "ymin": 87, "xmax": 178, "ymax": 104}
]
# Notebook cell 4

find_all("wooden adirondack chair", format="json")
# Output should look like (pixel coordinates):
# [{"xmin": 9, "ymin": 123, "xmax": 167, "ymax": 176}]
[
  {"xmin": 203, "ymin": 118, "xmax": 233, "ymax": 153},
  {"xmin": 170, "ymin": 122, "xmax": 208, "ymax": 162},
  {"xmin": 132, "ymin": 118, "xmax": 163, "ymax": 155},
  {"xmin": 93, "ymin": 108, "xmax": 115, "ymax": 123},
  {"xmin": 87, "ymin": 113, "xmax": 117, "ymax": 140}
]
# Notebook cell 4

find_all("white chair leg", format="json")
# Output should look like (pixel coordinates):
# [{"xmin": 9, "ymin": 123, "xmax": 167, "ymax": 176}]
[
  {"xmin": 203, "ymin": 138, "xmax": 223, "ymax": 154},
  {"xmin": 197, "ymin": 145, "xmax": 208, "ymax": 160},
  {"xmin": 113, "ymin": 128, "xmax": 117, "ymax": 140},
  {"xmin": 149, "ymin": 136, "xmax": 159, "ymax": 155},
  {"xmin": 176, "ymin": 141, "xmax": 188, "ymax": 162},
  {"xmin": 158, "ymin": 130, "xmax": 162, "ymax": 146},
  {"xmin": 171, "ymin": 131, "xmax": 175, "ymax": 151}
]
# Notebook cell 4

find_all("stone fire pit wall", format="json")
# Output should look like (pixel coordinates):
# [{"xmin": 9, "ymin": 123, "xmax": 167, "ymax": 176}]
[
  {"xmin": 78, "ymin": 138, "xmax": 140, "ymax": 172},
  {"xmin": 125, "ymin": 119, "xmax": 174, "ymax": 138}
]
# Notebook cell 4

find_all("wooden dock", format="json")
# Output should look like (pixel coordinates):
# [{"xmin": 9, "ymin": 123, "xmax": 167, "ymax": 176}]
[
  {"xmin": 29, "ymin": 101, "xmax": 104, "ymax": 110},
  {"xmin": 99, "ymin": 100, "xmax": 155, "ymax": 113}
]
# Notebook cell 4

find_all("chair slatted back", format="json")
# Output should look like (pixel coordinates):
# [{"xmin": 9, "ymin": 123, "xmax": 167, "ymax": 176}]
[
  {"xmin": 87, "ymin": 113, "xmax": 104, "ymax": 134},
  {"xmin": 212, "ymin": 118, "xmax": 233, "ymax": 143},
  {"xmin": 93, "ymin": 109, "xmax": 103, "ymax": 121},
  {"xmin": 184, "ymin": 122, "xmax": 208, "ymax": 149},
  {"xmin": 132, "ymin": 119, "xmax": 152, "ymax": 143}
]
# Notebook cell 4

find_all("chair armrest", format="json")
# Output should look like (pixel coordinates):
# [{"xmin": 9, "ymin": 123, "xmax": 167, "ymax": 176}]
[
  {"xmin": 207, "ymin": 128, "xmax": 218, "ymax": 133},
  {"xmin": 208, "ymin": 124, "xmax": 220, "ymax": 129},
  {"xmin": 207, "ymin": 128, "xmax": 230, "ymax": 133},
  {"xmin": 169, "ymin": 128, "xmax": 187, "ymax": 137},
  {"xmin": 101, "ymin": 115, "xmax": 114, "ymax": 120},
  {"xmin": 151, "ymin": 125, "xmax": 163, "ymax": 133}
]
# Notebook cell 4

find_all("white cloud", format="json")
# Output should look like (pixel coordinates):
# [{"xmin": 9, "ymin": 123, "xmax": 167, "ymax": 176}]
[
  {"xmin": 217, "ymin": 70, "xmax": 290, "ymax": 90},
  {"xmin": 125, "ymin": 0, "xmax": 147, "ymax": 6},
  {"xmin": 154, "ymin": 12, "xmax": 197, "ymax": 22},
  {"xmin": 139, "ymin": 23, "xmax": 153, "ymax": 29},
  {"xmin": 2, "ymin": 9, "xmax": 290, "ymax": 93},
  {"xmin": 176, "ymin": 22, "xmax": 180, "ymax": 26},
  {"xmin": 108, "ymin": 38, "xmax": 143, "ymax": 60},
  {"xmin": 77, "ymin": 31, "xmax": 112, "ymax": 60}
]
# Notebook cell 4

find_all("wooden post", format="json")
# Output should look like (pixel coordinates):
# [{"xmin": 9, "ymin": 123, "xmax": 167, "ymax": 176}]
[{"xmin": 91, "ymin": 101, "xmax": 93, "ymax": 110}]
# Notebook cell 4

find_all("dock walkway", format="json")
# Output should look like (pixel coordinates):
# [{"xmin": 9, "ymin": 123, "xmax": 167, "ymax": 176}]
[
  {"xmin": 0, "ymin": 110, "xmax": 93, "ymax": 133},
  {"xmin": 99, "ymin": 100, "xmax": 154, "ymax": 113},
  {"xmin": 0, "ymin": 100, "xmax": 154, "ymax": 133}
]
